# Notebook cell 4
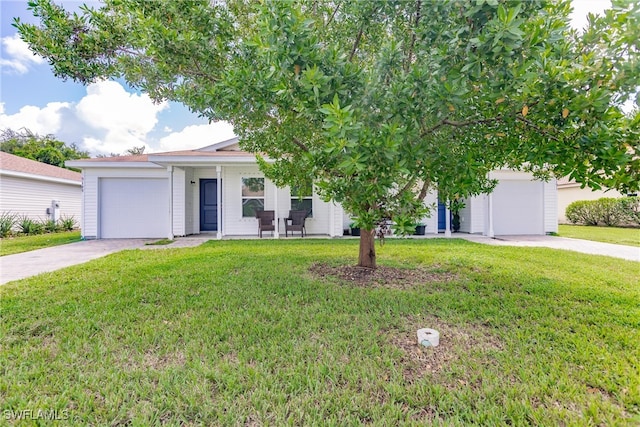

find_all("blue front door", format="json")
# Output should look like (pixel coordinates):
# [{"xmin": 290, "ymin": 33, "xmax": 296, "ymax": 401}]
[
  {"xmin": 200, "ymin": 179, "xmax": 218, "ymax": 231},
  {"xmin": 437, "ymin": 200, "xmax": 449, "ymax": 232}
]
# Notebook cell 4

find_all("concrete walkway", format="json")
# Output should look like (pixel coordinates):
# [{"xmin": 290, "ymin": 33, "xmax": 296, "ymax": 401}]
[
  {"xmin": 1, "ymin": 234, "xmax": 637, "ymax": 286},
  {"xmin": 0, "ymin": 236, "xmax": 212, "ymax": 285},
  {"xmin": 456, "ymin": 234, "xmax": 640, "ymax": 262}
]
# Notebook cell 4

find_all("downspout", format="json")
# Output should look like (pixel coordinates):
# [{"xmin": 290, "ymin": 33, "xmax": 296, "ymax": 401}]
[
  {"xmin": 168, "ymin": 166, "xmax": 174, "ymax": 240},
  {"xmin": 80, "ymin": 171, "xmax": 86, "ymax": 239},
  {"xmin": 444, "ymin": 204, "xmax": 452, "ymax": 237},
  {"xmin": 273, "ymin": 180, "xmax": 279, "ymax": 238}
]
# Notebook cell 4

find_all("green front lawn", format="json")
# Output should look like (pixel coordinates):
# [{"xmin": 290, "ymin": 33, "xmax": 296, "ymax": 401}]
[
  {"xmin": 559, "ymin": 224, "xmax": 640, "ymax": 247},
  {"xmin": 1, "ymin": 240, "xmax": 638, "ymax": 425},
  {"xmin": 0, "ymin": 231, "xmax": 82, "ymax": 256}
]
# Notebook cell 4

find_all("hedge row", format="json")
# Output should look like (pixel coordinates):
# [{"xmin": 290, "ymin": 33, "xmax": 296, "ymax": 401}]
[{"xmin": 565, "ymin": 197, "xmax": 639, "ymax": 227}]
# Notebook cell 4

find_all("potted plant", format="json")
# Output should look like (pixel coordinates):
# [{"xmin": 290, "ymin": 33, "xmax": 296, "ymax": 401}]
[
  {"xmin": 449, "ymin": 198, "xmax": 465, "ymax": 233},
  {"xmin": 413, "ymin": 224, "xmax": 426, "ymax": 235},
  {"xmin": 349, "ymin": 221, "xmax": 361, "ymax": 236}
]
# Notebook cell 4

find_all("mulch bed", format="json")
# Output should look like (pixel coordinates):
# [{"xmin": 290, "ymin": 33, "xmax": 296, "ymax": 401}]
[{"xmin": 308, "ymin": 263, "xmax": 457, "ymax": 289}]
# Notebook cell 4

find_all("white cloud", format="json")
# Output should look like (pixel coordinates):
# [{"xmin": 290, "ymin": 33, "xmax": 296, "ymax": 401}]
[
  {"xmin": 157, "ymin": 122, "xmax": 236, "ymax": 152},
  {"xmin": 0, "ymin": 34, "xmax": 45, "ymax": 74},
  {"xmin": 73, "ymin": 80, "xmax": 168, "ymax": 154},
  {"xmin": 570, "ymin": 0, "xmax": 611, "ymax": 31},
  {"xmin": 0, "ymin": 81, "xmax": 174, "ymax": 155},
  {"xmin": 0, "ymin": 101, "xmax": 71, "ymax": 134},
  {"xmin": 76, "ymin": 81, "xmax": 167, "ymax": 135}
]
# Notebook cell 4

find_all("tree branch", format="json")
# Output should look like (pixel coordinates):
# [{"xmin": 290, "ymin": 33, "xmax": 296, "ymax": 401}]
[
  {"xmin": 417, "ymin": 179, "xmax": 431, "ymax": 201},
  {"xmin": 326, "ymin": 2, "xmax": 341, "ymax": 27},
  {"xmin": 516, "ymin": 116, "xmax": 560, "ymax": 142},
  {"xmin": 349, "ymin": 23, "xmax": 364, "ymax": 62},
  {"xmin": 397, "ymin": 177, "xmax": 417, "ymax": 196},
  {"xmin": 406, "ymin": 0, "xmax": 421, "ymax": 72},
  {"xmin": 292, "ymin": 138, "xmax": 310, "ymax": 152},
  {"xmin": 420, "ymin": 116, "xmax": 504, "ymax": 136}
]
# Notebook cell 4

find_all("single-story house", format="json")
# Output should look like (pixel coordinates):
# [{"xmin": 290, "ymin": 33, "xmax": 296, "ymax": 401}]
[
  {"xmin": 0, "ymin": 152, "xmax": 82, "ymax": 222},
  {"xmin": 557, "ymin": 177, "xmax": 624, "ymax": 223},
  {"xmin": 66, "ymin": 138, "xmax": 557, "ymax": 239}
]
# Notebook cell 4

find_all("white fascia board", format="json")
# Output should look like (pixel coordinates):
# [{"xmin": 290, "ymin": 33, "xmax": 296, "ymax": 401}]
[
  {"xmin": 65, "ymin": 161, "xmax": 163, "ymax": 169},
  {"xmin": 147, "ymin": 155, "xmax": 274, "ymax": 165},
  {"xmin": 0, "ymin": 169, "xmax": 82, "ymax": 186},
  {"xmin": 196, "ymin": 136, "xmax": 241, "ymax": 152}
]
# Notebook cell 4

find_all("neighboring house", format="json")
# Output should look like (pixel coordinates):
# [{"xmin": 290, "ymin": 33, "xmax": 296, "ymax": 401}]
[
  {"xmin": 0, "ymin": 152, "xmax": 82, "ymax": 223},
  {"xmin": 67, "ymin": 138, "xmax": 557, "ymax": 239},
  {"xmin": 557, "ymin": 177, "xmax": 624, "ymax": 223}
]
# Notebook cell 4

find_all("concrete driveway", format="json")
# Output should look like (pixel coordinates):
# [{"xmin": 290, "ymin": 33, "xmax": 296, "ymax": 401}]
[
  {"xmin": 0, "ymin": 237, "xmax": 212, "ymax": 285},
  {"xmin": 458, "ymin": 234, "xmax": 640, "ymax": 262}
]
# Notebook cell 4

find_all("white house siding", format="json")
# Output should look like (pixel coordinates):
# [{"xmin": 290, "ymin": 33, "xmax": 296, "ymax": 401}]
[
  {"xmin": 424, "ymin": 190, "xmax": 439, "ymax": 234},
  {"xmin": 172, "ymin": 167, "xmax": 186, "ymax": 237},
  {"xmin": 330, "ymin": 202, "xmax": 344, "ymax": 237},
  {"xmin": 0, "ymin": 175, "xmax": 81, "ymax": 223},
  {"xmin": 458, "ymin": 196, "xmax": 485, "ymax": 234},
  {"xmin": 184, "ymin": 167, "xmax": 195, "ymax": 235},
  {"xmin": 543, "ymin": 180, "xmax": 558, "ymax": 233},
  {"xmin": 82, "ymin": 167, "xmax": 168, "ymax": 239}
]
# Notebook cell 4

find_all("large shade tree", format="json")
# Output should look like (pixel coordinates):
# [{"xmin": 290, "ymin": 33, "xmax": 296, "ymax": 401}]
[{"xmin": 17, "ymin": 0, "xmax": 639, "ymax": 268}]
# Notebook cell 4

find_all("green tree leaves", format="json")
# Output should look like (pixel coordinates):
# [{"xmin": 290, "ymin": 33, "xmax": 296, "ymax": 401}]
[
  {"xmin": 15, "ymin": 0, "xmax": 639, "ymax": 245},
  {"xmin": 0, "ymin": 129, "xmax": 89, "ymax": 169}
]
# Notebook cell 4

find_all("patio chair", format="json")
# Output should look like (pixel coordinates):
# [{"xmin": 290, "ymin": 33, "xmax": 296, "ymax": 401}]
[
  {"xmin": 255, "ymin": 210, "xmax": 275, "ymax": 238},
  {"xmin": 285, "ymin": 210, "xmax": 309, "ymax": 237}
]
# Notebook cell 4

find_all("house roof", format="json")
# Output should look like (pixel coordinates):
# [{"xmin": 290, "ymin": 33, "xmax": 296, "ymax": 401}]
[
  {"xmin": 0, "ymin": 152, "xmax": 82, "ymax": 182},
  {"xmin": 67, "ymin": 140, "xmax": 258, "ymax": 168}
]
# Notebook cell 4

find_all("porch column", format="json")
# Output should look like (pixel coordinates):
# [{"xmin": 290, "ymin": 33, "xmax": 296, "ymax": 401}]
[
  {"xmin": 167, "ymin": 166, "xmax": 174, "ymax": 240},
  {"xmin": 216, "ymin": 166, "xmax": 222, "ymax": 239},
  {"xmin": 329, "ymin": 202, "xmax": 336, "ymax": 237},
  {"xmin": 273, "ymin": 182, "xmax": 280, "ymax": 238},
  {"xmin": 488, "ymin": 193, "xmax": 495, "ymax": 238},
  {"xmin": 444, "ymin": 204, "xmax": 452, "ymax": 237}
]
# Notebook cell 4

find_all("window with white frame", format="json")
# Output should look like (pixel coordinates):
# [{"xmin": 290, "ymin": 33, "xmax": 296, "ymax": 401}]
[
  {"xmin": 242, "ymin": 177, "xmax": 265, "ymax": 217},
  {"xmin": 290, "ymin": 185, "xmax": 313, "ymax": 217}
]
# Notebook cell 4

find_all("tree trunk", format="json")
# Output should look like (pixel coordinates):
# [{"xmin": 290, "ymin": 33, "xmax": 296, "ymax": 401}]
[{"xmin": 358, "ymin": 229, "xmax": 376, "ymax": 269}]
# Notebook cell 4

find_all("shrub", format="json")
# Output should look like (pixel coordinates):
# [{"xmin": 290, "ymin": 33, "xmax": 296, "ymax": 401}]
[
  {"xmin": 58, "ymin": 215, "xmax": 77, "ymax": 231},
  {"xmin": 565, "ymin": 200, "xmax": 600, "ymax": 225},
  {"xmin": 619, "ymin": 196, "xmax": 640, "ymax": 225},
  {"xmin": 0, "ymin": 212, "xmax": 16, "ymax": 238},
  {"xmin": 565, "ymin": 196, "xmax": 639, "ymax": 227},
  {"xmin": 17, "ymin": 215, "xmax": 44, "ymax": 235},
  {"xmin": 597, "ymin": 197, "xmax": 626, "ymax": 226},
  {"xmin": 43, "ymin": 219, "xmax": 60, "ymax": 233}
]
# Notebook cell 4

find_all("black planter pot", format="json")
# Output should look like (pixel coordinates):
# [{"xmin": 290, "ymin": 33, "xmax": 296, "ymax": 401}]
[
  {"xmin": 351, "ymin": 227, "xmax": 361, "ymax": 236},
  {"xmin": 414, "ymin": 225, "xmax": 426, "ymax": 235},
  {"xmin": 452, "ymin": 214, "xmax": 461, "ymax": 232}
]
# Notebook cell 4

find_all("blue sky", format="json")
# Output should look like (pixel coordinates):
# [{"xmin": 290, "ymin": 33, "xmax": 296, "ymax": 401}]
[{"xmin": 0, "ymin": 0, "xmax": 610, "ymax": 156}]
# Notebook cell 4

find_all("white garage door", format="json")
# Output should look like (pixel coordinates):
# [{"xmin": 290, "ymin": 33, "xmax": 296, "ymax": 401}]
[
  {"xmin": 99, "ymin": 178, "xmax": 169, "ymax": 238},
  {"xmin": 492, "ymin": 180, "xmax": 544, "ymax": 235}
]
